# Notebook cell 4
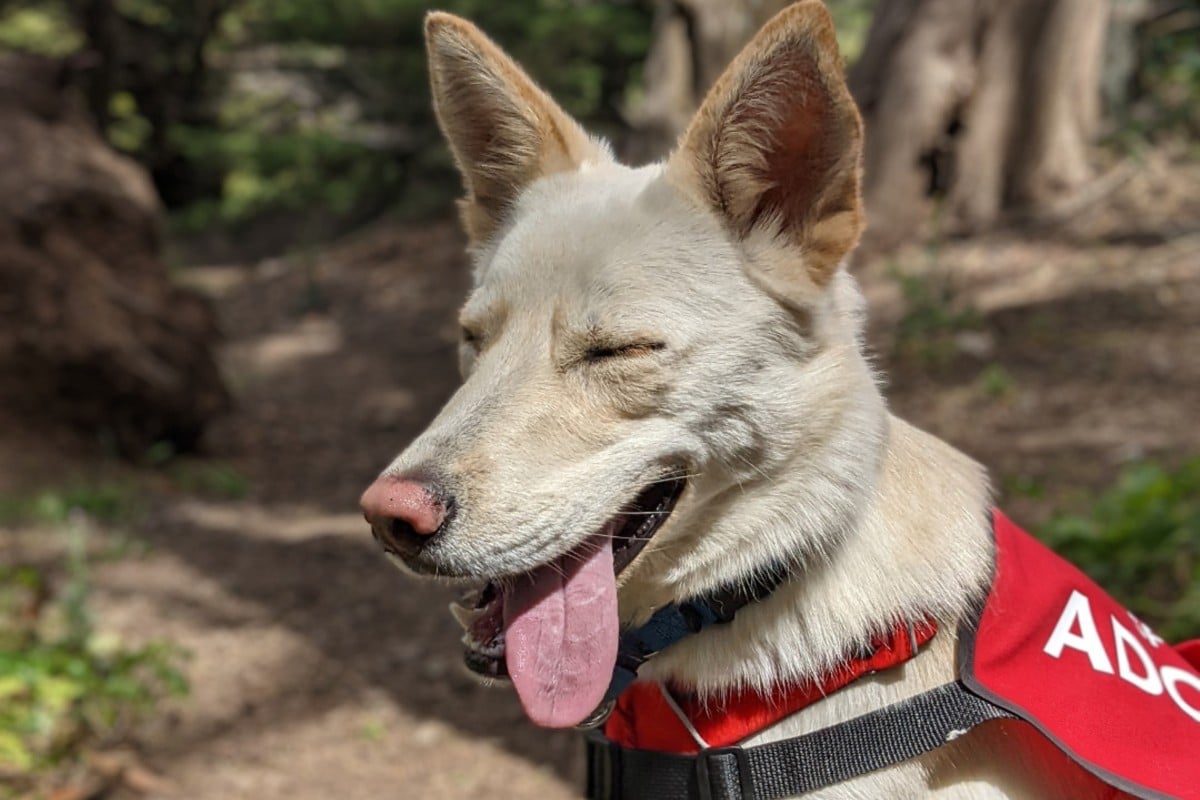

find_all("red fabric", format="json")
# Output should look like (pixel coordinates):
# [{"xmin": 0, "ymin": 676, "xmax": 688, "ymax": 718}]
[
  {"xmin": 964, "ymin": 510, "xmax": 1200, "ymax": 800},
  {"xmin": 1176, "ymin": 639, "xmax": 1200, "ymax": 671},
  {"xmin": 604, "ymin": 620, "xmax": 937, "ymax": 753}
]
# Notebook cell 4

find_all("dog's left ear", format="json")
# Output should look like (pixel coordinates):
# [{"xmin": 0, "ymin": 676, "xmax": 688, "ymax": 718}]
[
  {"xmin": 667, "ymin": 1, "xmax": 863, "ymax": 301},
  {"xmin": 425, "ymin": 13, "xmax": 610, "ymax": 246}
]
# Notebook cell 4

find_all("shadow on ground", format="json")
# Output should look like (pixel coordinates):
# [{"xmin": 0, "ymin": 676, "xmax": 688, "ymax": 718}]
[{"xmin": 149, "ymin": 220, "xmax": 586, "ymax": 788}]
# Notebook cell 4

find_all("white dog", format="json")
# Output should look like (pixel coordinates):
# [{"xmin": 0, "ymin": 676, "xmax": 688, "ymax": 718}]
[{"xmin": 361, "ymin": 3, "xmax": 1198, "ymax": 797}]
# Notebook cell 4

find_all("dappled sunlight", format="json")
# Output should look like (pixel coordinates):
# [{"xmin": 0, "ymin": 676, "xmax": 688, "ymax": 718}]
[
  {"xmin": 225, "ymin": 317, "xmax": 345, "ymax": 378},
  {"xmin": 171, "ymin": 499, "xmax": 368, "ymax": 542}
]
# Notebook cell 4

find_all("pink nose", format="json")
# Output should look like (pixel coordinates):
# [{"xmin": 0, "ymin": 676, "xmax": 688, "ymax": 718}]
[{"xmin": 360, "ymin": 476, "xmax": 447, "ymax": 539}]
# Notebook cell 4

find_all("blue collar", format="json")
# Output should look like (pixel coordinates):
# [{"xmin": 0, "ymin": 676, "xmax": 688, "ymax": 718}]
[{"xmin": 576, "ymin": 561, "xmax": 793, "ymax": 728}]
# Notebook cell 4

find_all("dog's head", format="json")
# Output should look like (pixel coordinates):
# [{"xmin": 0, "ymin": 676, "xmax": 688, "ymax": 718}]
[{"xmin": 362, "ymin": 1, "xmax": 881, "ymax": 728}]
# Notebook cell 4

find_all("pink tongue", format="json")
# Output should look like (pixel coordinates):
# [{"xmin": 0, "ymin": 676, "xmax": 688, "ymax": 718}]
[{"xmin": 502, "ymin": 538, "xmax": 619, "ymax": 728}]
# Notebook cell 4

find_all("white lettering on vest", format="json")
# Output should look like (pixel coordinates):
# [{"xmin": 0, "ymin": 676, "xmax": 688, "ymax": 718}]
[
  {"xmin": 1162, "ymin": 667, "xmax": 1200, "ymax": 723},
  {"xmin": 1044, "ymin": 590, "xmax": 1115, "ymax": 674},
  {"xmin": 1113, "ymin": 617, "xmax": 1163, "ymax": 695},
  {"xmin": 1042, "ymin": 590, "xmax": 1200, "ymax": 723},
  {"xmin": 1128, "ymin": 611, "xmax": 1165, "ymax": 648}
]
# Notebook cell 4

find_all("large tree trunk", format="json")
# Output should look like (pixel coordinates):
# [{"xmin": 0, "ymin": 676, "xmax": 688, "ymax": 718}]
[
  {"xmin": 624, "ymin": 0, "xmax": 792, "ymax": 162},
  {"xmin": 850, "ymin": 0, "xmax": 1112, "ymax": 251}
]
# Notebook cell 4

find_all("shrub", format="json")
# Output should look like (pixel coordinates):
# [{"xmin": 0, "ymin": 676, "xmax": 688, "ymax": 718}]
[
  {"xmin": 1039, "ymin": 458, "xmax": 1200, "ymax": 642},
  {"xmin": 0, "ymin": 520, "xmax": 187, "ymax": 789}
]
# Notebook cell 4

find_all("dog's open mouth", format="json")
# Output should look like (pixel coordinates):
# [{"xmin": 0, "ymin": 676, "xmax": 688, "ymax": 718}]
[{"xmin": 449, "ymin": 473, "xmax": 686, "ymax": 728}]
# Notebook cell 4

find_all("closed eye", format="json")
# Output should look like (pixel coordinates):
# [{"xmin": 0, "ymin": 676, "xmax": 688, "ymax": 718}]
[{"xmin": 585, "ymin": 341, "xmax": 666, "ymax": 362}]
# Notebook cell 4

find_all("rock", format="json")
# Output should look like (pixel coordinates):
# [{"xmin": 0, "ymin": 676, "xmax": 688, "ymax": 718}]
[{"xmin": 0, "ymin": 54, "xmax": 229, "ymax": 455}]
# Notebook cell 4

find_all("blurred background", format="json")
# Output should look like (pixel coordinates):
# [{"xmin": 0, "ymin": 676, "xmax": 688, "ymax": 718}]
[{"xmin": 0, "ymin": 0, "xmax": 1197, "ymax": 797}]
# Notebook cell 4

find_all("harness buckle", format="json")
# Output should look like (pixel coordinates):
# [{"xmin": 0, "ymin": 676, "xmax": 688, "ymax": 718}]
[
  {"xmin": 695, "ymin": 745, "xmax": 754, "ymax": 800},
  {"xmin": 575, "ymin": 697, "xmax": 617, "ymax": 730}
]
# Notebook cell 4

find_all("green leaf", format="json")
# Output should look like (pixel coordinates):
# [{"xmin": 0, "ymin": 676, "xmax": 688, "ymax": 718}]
[
  {"xmin": 0, "ymin": 729, "xmax": 33, "ymax": 770},
  {"xmin": 35, "ymin": 676, "xmax": 85, "ymax": 712}
]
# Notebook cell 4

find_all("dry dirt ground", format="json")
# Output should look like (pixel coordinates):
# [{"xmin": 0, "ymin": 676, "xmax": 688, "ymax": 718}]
[{"xmin": 2, "ymin": 149, "xmax": 1199, "ymax": 799}]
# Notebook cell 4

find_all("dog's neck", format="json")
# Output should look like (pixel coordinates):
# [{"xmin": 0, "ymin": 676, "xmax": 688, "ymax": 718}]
[{"xmin": 630, "ymin": 408, "xmax": 995, "ymax": 700}]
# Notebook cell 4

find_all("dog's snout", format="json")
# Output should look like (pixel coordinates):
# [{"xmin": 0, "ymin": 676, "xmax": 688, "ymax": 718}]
[{"xmin": 360, "ymin": 476, "xmax": 449, "ymax": 554}]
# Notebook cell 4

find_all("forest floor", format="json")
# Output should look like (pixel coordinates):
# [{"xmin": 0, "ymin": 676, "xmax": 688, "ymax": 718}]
[{"xmin": 2, "ymin": 146, "xmax": 1199, "ymax": 799}]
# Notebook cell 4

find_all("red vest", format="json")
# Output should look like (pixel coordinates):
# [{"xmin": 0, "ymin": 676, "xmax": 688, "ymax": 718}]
[
  {"xmin": 962, "ymin": 511, "xmax": 1200, "ymax": 799},
  {"xmin": 605, "ymin": 510, "xmax": 1200, "ymax": 799}
]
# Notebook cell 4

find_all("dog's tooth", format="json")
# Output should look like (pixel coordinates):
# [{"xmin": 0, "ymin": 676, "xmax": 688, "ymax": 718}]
[
  {"xmin": 461, "ymin": 631, "xmax": 504, "ymax": 659},
  {"xmin": 450, "ymin": 601, "xmax": 484, "ymax": 630}
]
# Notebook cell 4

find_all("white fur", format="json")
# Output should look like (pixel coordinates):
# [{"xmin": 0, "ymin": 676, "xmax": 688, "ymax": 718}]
[{"xmin": 376, "ymin": 7, "xmax": 1121, "ymax": 797}]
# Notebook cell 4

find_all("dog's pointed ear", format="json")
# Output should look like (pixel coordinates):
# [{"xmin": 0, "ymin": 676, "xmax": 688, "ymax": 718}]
[
  {"xmin": 425, "ymin": 13, "xmax": 609, "ymax": 245},
  {"xmin": 667, "ymin": 1, "xmax": 863, "ymax": 298}
]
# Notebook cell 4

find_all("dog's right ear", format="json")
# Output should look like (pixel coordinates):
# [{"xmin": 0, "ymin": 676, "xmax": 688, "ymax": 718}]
[{"xmin": 425, "ymin": 13, "xmax": 609, "ymax": 246}]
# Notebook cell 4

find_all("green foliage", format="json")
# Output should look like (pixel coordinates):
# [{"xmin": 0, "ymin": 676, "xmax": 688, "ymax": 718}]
[
  {"xmin": 0, "ymin": 0, "xmax": 862, "ymax": 234},
  {"xmin": 1003, "ymin": 473, "xmax": 1046, "ymax": 501},
  {"xmin": 169, "ymin": 123, "xmax": 407, "ymax": 232},
  {"xmin": 0, "ymin": 1, "xmax": 81, "ymax": 56},
  {"xmin": 168, "ymin": 460, "xmax": 250, "ymax": 500},
  {"xmin": 1138, "ymin": 4, "xmax": 1200, "ymax": 137},
  {"xmin": 1039, "ymin": 458, "xmax": 1200, "ymax": 641},
  {"xmin": 1110, "ymin": 3, "xmax": 1200, "ymax": 148},
  {"xmin": 169, "ymin": 0, "xmax": 654, "ymax": 230},
  {"xmin": 977, "ymin": 363, "xmax": 1015, "ymax": 399},
  {"xmin": 891, "ymin": 267, "xmax": 982, "ymax": 366},
  {"xmin": 239, "ymin": 0, "xmax": 652, "ymax": 120},
  {"xmin": 0, "ymin": 526, "xmax": 187, "ymax": 780},
  {"xmin": 829, "ymin": 0, "xmax": 877, "ymax": 63},
  {"xmin": 0, "ymin": 483, "xmax": 142, "ymax": 528},
  {"xmin": 358, "ymin": 717, "xmax": 387, "ymax": 743},
  {"xmin": 106, "ymin": 91, "xmax": 154, "ymax": 154},
  {"xmin": 144, "ymin": 442, "xmax": 251, "ymax": 500}
]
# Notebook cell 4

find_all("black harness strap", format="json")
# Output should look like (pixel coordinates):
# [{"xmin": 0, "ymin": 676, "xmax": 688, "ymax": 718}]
[{"xmin": 585, "ymin": 681, "xmax": 1015, "ymax": 800}]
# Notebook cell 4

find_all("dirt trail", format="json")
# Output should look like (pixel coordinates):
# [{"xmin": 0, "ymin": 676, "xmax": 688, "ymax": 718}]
[
  {"xmin": 109, "ymin": 221, "xmax": 585, "ymax": 799},
  {"xmin": 7, "ymin": 151, "xmax": 1199, "ymax": 800}
]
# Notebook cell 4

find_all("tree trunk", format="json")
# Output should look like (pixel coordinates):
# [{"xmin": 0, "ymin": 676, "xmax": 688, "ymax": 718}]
[
  {"xmin": 850, "ymin": 0, "xmax": 1112, "ymax": 252},
  {"xmin": 67, "ymin": 0, "xmax": 236, "ymax": 207},
  {"xmin": 624, "ymin": 0, "xmax": 792, "ymax": 163}
]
